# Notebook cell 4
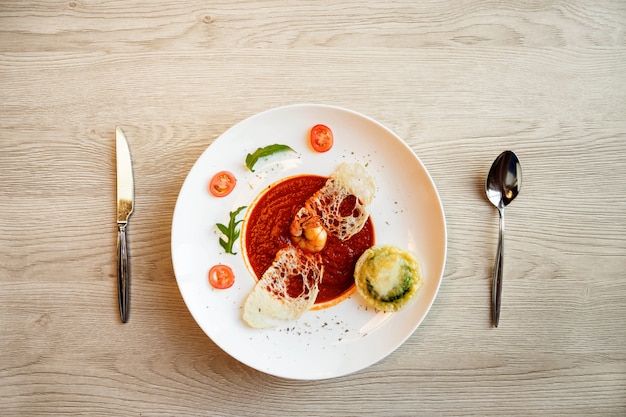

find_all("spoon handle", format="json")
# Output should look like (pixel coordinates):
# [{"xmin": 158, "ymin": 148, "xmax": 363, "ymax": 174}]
[{"xmin": 492, "ymin": 208, "xmax": 504, "ymax": 327}]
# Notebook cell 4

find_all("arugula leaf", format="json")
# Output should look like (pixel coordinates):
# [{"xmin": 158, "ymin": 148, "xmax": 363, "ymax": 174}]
[
  {"xmin": 245, "ymin": 144, "xmax": 295, "ymax": 172},
  {"xmin": 216, "ymin": 206, "xmax": 246, "ymax": 255}
]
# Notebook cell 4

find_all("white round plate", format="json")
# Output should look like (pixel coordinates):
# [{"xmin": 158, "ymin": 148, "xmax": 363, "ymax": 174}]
[{"xmin": 171, "ymin": 104, "xmax": 446, "ymax": 380}]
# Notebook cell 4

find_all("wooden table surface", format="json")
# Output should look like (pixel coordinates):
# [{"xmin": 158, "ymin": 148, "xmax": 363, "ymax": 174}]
[{"xmin": 1, "ymin": 1, "xmax": 625, "ymax": 415}]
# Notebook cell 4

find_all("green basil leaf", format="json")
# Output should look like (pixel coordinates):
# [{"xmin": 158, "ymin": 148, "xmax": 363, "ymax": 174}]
[{"xmin": 245, "ymin": 144, "xmax": 295, "ymax": 172}]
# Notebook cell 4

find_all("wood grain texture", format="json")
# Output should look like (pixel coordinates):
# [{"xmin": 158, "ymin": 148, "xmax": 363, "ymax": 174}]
[{"xmin": 1, "ymin": 1, "xmax": 625, "ymax": 415}]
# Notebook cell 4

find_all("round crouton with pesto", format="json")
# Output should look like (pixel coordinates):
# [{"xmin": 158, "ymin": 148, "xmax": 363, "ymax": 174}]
[{"xmin": 354, "ymin": 245, "xmax": 422, "ymax": 311}]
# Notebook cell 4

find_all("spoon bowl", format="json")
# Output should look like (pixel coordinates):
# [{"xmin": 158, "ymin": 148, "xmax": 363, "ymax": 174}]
[{"xmin": 485, "ymin": 150, "xmax": 521, "ymax": 327}]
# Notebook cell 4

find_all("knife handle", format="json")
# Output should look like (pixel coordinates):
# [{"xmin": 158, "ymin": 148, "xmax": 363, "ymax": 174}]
[{"xmin": 117, "ymin": 223, "xmax": 130, "ymax": 323}]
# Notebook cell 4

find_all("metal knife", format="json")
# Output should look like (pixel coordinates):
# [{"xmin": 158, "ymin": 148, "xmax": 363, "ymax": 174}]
[{"xmin": 116, "ymin": 127, "xmax": 134, "ymax": 323}]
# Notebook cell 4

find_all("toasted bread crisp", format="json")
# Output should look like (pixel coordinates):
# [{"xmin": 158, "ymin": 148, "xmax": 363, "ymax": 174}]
[
  {"xmin": 243, "ymin": 246, "xmax": 323, "ymax": 328},
  {"xmin": 298, "ymin": 162, "xmax": 376, "ymax": 242}
]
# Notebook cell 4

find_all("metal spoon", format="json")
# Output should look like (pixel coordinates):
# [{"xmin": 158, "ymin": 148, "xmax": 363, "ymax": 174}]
[{"xmin": 486, "ymin": 150, "xmax": 521, "ymax": 327}]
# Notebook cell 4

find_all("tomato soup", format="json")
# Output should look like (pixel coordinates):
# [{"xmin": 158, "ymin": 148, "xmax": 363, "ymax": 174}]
[{"xmin": 242, "ymin": 174, "xmax": 375, "ymax": 308}]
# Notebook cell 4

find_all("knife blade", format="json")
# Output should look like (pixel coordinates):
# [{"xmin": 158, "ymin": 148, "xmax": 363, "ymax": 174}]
[{"xmin": 116, "ymin": 127, "xmax": 134, "ymax": 323}]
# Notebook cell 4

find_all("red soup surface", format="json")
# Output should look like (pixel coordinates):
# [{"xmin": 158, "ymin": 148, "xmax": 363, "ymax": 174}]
[{"xmin": 243, "ymin": 174, "xmax": 375, "ymax": 308}]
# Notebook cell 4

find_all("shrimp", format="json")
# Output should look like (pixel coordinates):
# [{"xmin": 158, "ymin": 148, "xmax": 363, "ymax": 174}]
[{"xmin": 290, "ymin": 206, "xmax": 328, "ymax": 253}]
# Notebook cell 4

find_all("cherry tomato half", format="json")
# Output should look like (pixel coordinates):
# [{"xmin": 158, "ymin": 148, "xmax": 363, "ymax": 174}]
[
  {"xmin": 208, "ymin": 171, "xmax": 236, "ymax": 197},
  {"xmin": 208, "ymin": 264, "xmax": 235, "ymax": 289},
  {"xmin": 310, "ymin": 124, "xmax": 334, "ymax": 153}
]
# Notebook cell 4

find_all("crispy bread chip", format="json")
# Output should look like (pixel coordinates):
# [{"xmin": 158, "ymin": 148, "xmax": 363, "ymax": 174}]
[
  {"xmin": 243, "ymin": 246, "xmax": 323, "ymax": 328},
  {"xmin": 298, "ymin": 162, "xmax": 376, "ymax": 242}
]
